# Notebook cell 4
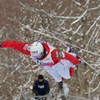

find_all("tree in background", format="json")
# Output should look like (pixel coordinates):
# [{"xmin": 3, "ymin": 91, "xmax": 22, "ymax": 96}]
[{"xmin": 0, "ymin": 0, "xmax": 100, "ymax": 100}]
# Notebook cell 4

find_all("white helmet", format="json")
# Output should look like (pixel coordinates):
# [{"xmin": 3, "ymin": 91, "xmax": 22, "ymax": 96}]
[{"xmin": 30, "ymin": 42, "xmax": 44, "ymax": 58}]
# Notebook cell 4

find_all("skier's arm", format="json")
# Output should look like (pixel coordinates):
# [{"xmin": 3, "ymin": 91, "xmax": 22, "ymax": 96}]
[
  {"xmin": 45, "ymin": 81, "xmax": 50, "ymax": 95},
  {"xmin": 62, "ymin": 51, "xmax": 79, "ymax": 65},
  {"xmin": 52, "ymin": 49, "xmax": 79, "ymax": 65},
  {"xmin": 32, "ymin": 81, "xmax": 39, "ymax": 95},
  {"xmin": 0, "ymin": 40, "xmax": 31, "ymax": 56}
]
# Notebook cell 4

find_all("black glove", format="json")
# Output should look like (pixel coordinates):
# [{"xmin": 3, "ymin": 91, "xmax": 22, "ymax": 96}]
[{"xmin": 0, "ymin": 42, "xmax": 1, "ymax": 47}]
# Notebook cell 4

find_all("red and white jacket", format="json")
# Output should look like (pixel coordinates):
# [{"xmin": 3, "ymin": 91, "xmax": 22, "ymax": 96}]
[
  {"xmin": 1, "ymin": 40, "xmax": 79, "ymax": 79},
  {"xmin": 1, "ymin": 40, "xmax": 79, "ymax": 65}
]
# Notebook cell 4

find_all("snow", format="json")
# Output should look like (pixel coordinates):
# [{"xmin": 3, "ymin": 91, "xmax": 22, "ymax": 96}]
[
  {"xmin": 85, "ymin": 16, "xmax": 100, "ymax": 35},
  {"xmin": 73, "ymin": 0, "xmax": 81, "ymax": 6},
  {"xmin": 88, "ymin": 5, "xmax": 100, "ymax": 11},
  {"xmin": 71, "ymin": 9, "xmax": 88, "ymax": 25}
]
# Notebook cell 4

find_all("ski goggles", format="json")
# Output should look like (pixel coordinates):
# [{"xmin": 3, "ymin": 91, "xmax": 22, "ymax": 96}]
[{"xmin": 33, "ymin": 52, "xmax": 44, "ymax": 59}]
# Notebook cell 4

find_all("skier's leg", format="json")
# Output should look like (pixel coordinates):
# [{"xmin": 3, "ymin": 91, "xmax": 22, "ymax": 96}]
[
  {"xmin": 56, "ymin": 59, "xmax": 75, "ymax": 79},
  {"xmin": 44, "ymin": 66, "xmax": 62, "ymax": 82}
]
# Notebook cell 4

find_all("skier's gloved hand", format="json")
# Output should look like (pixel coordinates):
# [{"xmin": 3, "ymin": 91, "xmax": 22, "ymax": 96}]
[
  {"xmin": 77, "ymin": 61, "xmax": 81, "ymax": 65},
  {"xmin": 77, "ymin": 59, "xmax": 84, "ymax": 65},
  {"xmin": 0, "ymin": 42, "xmax": 1, "ymax": 47}
]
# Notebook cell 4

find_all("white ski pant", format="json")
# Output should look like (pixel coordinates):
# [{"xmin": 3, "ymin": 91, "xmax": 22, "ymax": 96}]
[{"xmin": 44, "ymin": 53, "xmax": 76, "ymax": 82}]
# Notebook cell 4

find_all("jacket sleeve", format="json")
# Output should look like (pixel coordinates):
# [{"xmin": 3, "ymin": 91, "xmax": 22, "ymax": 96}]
[
  {"xmin": 51, "ymin": 49, "xmax": 79, "ymax": 65},
  {"xmin": 32, "ymin": 81, "xmax": 39, "ymax": 95},
  {"xmin": 62, "ymin": 51, "xmax": 79, "ymax": 65},
  {"xmin": 0, "ymin": 40, "xmax": 31, "ymax": 56},
  {"xmin": 45, "ymin": 81, "xmax": 50, "ymax": 94}
]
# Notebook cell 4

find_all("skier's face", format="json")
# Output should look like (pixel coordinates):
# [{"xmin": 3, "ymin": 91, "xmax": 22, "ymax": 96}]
[{"xmin": 36, "ymin": 49, "xmax": 45, "ymax": 60}]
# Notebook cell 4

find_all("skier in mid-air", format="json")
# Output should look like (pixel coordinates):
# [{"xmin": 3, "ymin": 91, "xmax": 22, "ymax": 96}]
[{"xmin": 0, "ymin": 40, "xmax": 82, "ymax": 90}]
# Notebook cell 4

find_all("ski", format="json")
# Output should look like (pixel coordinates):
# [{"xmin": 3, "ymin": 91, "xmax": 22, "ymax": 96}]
[
  {"xmin": 51, "ymin": 35, "xmax": 100, "ymax": 57},
  {"xmin": 57, "ymin": 82, "xmax": 69, "ymax": 100}
]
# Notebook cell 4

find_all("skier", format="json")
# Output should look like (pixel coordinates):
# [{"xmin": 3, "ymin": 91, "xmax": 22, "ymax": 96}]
[{"xmin": 0, "ymin": 40, "xmax": 81, "ymax": 89}]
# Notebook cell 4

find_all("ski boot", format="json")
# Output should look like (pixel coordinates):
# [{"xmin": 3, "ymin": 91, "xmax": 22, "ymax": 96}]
[
  {"xmin": 66, "ymin": 45, "xmax": 84, "ymax": 65},
  {"xmin": 58, "ymin": 81, "xmax": 63, "ymax": 89},
  {"xmin": 67, "ymin": 45, "xmax": 82, "ymax": 54}
]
